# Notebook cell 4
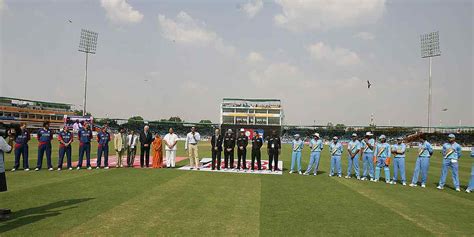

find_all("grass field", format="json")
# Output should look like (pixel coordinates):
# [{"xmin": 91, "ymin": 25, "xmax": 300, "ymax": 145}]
[{"xmin": 1, "ymin": 139, "xmax": 473, "ymax": 236}]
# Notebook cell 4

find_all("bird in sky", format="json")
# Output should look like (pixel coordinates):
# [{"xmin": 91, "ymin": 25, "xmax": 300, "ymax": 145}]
[
  {"xmin": 367, "ymin": 80, "xmax": 372, "ymax": 89},
  {"xmin": 442, "ymin": 108, "xmax": 448, "ymax": 112},
  {"xmin": 68, "ymin": 19, "xmax": 72, "ymax": 23}
]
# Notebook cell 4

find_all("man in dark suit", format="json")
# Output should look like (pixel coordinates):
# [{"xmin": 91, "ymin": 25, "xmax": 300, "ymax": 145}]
[
  {"xmin": 139, "ymin": 125, "xmax": 154, "ymax": 168},
  {"xmin": 211, "ymin": 128, "xmax": 223, "ymax": 170}
]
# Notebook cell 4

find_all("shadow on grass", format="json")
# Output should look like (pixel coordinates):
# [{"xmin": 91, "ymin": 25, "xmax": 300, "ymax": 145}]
[{"xmin": 0, "ymin": 198, "xmax": 94, "ymax": 233}]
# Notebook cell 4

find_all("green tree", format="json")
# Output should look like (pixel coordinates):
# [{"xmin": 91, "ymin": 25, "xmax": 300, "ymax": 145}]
[{"xmin": 199, "ymin": 119, "xmax": 212, "ymax": 124}]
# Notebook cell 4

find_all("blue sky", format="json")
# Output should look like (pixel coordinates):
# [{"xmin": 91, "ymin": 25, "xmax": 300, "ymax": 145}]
[{"xmin": 1, "ymin": 0, "xmax": 472, "ymax": 126}]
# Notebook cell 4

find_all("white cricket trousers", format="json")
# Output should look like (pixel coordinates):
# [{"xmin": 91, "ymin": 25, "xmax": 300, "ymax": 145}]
[{"xmin": 166, "ymin": 150, "xmax": 176, "ymax": 167}]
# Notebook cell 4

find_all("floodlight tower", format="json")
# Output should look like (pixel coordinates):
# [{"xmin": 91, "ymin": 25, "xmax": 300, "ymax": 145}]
[
  {"xmin": 78, "ymin": 29, "xmax": 99, "ymax": 116},
  {"xmin": 420, "ymin": 31, "xmax": 441, "ymax": 133}
]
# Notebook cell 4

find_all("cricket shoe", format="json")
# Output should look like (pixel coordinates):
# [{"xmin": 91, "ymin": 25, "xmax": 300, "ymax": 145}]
[
  {"xmin": 87, "ymin": 167, "xmax": 92, "ymax": 170},
  {"xmin": 328, "ymin": 174, "xmax": 333, "ymax": 177},
  {"xmin": 104, "ymin": 167, "xmax": 109, "ymax": 170},
  {"xmin": 356, "ymin": 176, "xmax": 361, "ymax": 180},
  {"xmin": 96, "ymin": 167, "xmax": 100, "ymax": 170},
  {"xmin": 402, "ymin": 182, "xmax": 407, "ymax": 186},
  {"xmin": 466, "ymin": 189, "xmax": 471, "ymax": 193},
  {"xmin": 48, "ymin": 168, "xmax": 53, "ymax": 171},
  {"xmin": 455, "ymin": 188, "xmax": 461, "ymax": 192},
  {"xmin": 409, "ymin": 183, "xmax": 417, "ymax": 187},
  {"xmin": 68, "ymin": 167, "xmax": 73, "ymax": 171},
  {"xmin": 385, "ymin": 181, "xmax": 391, "ymax": 184},
  {"xmin": 76, "ymin": 167, "xmax": 81, "ymax": 170},
  {"xmin": 35, "ymin": 168, "xmax": 40, "ymax": 171},
  {"xmin": 25, "ymin": 168, "xmax": 30, "ymax": 171},
  {"xmin": 360, "ymin": 177, "xmax": 367, "ymax": 181},
  {"xmin": 57, "ymin": 168, "xmax": 61, "ymax": 171},
  {"xmin": 344, "ymin": 175, "xmax": 351, "ymax": 179},
  {"xmin": 10, "ymin": 169, "xmax": 16, "ymax": 172},
  {"xmin": 303, "ymin": 172, "xmax": 309, "ymax": 176},
  {"xmin": 298, "ymin": 171, "xmax": 302, "ymax": 175},
  {"xmin": 390, "ymin": 181, "xmax": 397, "ymax": 185},
  {"xmin": 289, "ymin": 170, "xmax": 294, "ymax": 174},
  {"xmin": 338, "ymin": 175, "xmax": 342, "ymax": 178},
  {"xmin": 313, "ymin": 173, "xmax": 317, "ymax": 176},
  {"xmin": 436, "ymin": 186, "xmax": 444, "ymax": 190},
  {"xmin": 421, "ymin": 184, "xmax": 426, "ymax": 188}
]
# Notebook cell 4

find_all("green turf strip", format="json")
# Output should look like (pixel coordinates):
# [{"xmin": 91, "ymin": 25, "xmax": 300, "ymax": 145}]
[{"xmin": 1, "ymin": 141, "xmax": 473, "ymax": 236}]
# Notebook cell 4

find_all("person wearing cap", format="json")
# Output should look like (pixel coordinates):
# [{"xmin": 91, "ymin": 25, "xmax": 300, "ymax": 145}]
[
  {"xmin": 236, "ymin": 129, "xmax": 249, "ymax": 171},
  {"xmin": 289, "ymin": 134, "xmax": 304, "ymax": 174},
  {"xmin": 251, "ymin": 132, "xmax": 263, "ymax": 171},
  {"xmin": 77, "ymin": 123, "xmax": 93, "ymax": 170},
  {"xmin": 346, "ymin": 133, "xmax": 361, "ymax": 179},
  {"xmin": 57, "ymin": 125, "xmax": 73, "ymax": 171},
  {"xmin": 373, "ymin": 135, "xmax": 391, "ymax": 183},
  {"xmin": 391, "ymin": 137, "xmax": 407, "ymax": 185},
  {"xmin": 360, "ymin": 132, "xmax": 375, "ymax": 181},
  {"xmin": 437, "ymin": 134, "xmax": 462, "ymax": 191},
  {"xmin": 185, "ymin": 126, "xmax": 201, "ymax": 170},
  {"xmin": 466, "ymin": 147, "xmax": 474, "ymax": 193},
  {"xmin": 329, "ymin": 136, "xmax": 343, "ymax": 177},
  {"xmin": 223, "ymin": 129, "xmax": 236, "ymax": 169},
  {"xmin": 211, "ymin": 128, "xmax": 223, "ymax": 170},
  {"xmin": 409, "ymin": 135, "xmax": 433, "ymax": 188},
  {"xmin": 267, "ymin": 130, "xmax": 281, "ymax": 172},
  {"xmin": 12, "ymin": 122, "xmax": 30, "ymax": 172},
  {"xmin": 35, "ymin": 121, "xmax": 53, "ymax": 171},
  {"xmin": 304, "ymin": 133, "xmax": 323, "ymax": 176},
  {"xmin": 96, "ymin": 126, "xmax": 111, "ymax": 169}
]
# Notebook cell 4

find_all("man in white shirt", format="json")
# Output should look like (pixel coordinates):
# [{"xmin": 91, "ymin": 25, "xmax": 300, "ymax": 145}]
[
  {"xmin": 185, "ymin": 127, "xmax": 201, "ymax": 170},
  {"xmin": 126, "ymin": 131, "xmax": 139, "ymax": 167},
  {"xmin": 163, "ymin": 128, "xmax": 179, "ymax": 168}
]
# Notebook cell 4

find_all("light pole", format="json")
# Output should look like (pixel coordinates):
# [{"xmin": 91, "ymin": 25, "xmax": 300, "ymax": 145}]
[
  {"xmin": 78, "ymin": 29, "xmax": 98, "ymax": 116},
  {"xmin": 420, "ymin": 31, "xmax": 441, "ymax": 133}
]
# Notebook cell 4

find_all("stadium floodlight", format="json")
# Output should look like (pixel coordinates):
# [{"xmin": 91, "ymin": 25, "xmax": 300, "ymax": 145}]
[
  {"xmin": 78, "ymin": 29, "xmax": 99, "ymax": 116},
  {"xmin": 420, "ymin": 31, "xmax": 440, "ymax": 133}
]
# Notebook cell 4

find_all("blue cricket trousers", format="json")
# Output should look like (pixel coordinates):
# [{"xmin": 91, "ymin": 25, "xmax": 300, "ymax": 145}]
[
  {"xmin": 438, "ymin": 159, "xmax": 460, "ymax": 188},
  {"xmin": 290, "ymin": 151, "xmax": 302, "ymax": 171},
  {"xmin": 58, "ymin": 145, "xmax": 72, "ymax": 169},
  {"xmin": 468, "ymin": 164, "xmax": 474, "ymax": 191},
  {"xmin": 411, "ymin": 156, "xmax": 430, "ymax": 185},
  {"xmin": 78, "ymin": 142, "xmax": 91, "ymax": 168},
  {"xmin": 330, "ymin": 155, "xmax": 342, "ymax": 176},
  {"xmin": 36, "ymin": 143, "xmax": 52, "ymax": 169},
  {"xmin": 375, "ymin": 157, "xmax": 390, "ymax": 182},
  {"xmin": 362, "ymin": 152, "xmax": 374, "ymax": 178},
  {"xmin": 347, "ymin": 154, "xmax": 360, "ymax": 177},
  {"xmin": 14, "ymin": 144, "xmax": 29, "ymax": 169},
  {"xmin": 305, "ymin": 151, "xmax": 321, "ymax": 174},
  {"xmin": 97, "ymin": 144, "xmax": 109, "ymax": 167},
  {"xmin": 392, "ymin": 157, "xmax": 406, "ymax": 182}
]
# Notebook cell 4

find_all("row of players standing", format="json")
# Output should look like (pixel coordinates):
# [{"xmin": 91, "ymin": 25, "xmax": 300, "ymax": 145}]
[
  {"xmin": 288, "ymin": 131, "xmax": 473, "ymax": 192},
  {"xmin": 10, "ymin": 121, "xmax": 149, "ymax": 171},
  {"xmin": 210, "ymin": 128, "xmax": 281, "ymax": 172}
]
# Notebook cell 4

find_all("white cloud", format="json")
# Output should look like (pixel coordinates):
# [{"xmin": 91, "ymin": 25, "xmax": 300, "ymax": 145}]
[
  {"xmin": 354, "ymin": 32, "xmax": 376, "ymax": 40},
  {"xmin": 158, "ymin": 11, "xmax": 236, "ymax": 56},
  {"xmin": 0, "ymin": 0, "xmax": 7, "ymax": 12},
  {"xmin": 274, "ymin": 0, "xmax": 385, "ymax": 32},
  {"xmin": 249, "ymin": 63, "xmax": 304, "ymax": 87},
  {"xmin": 307, "ymin": 42, "xmax": 361, "ymax": 66},
  {"xmin": 241, "ymin": 0, "xmax": 263, "ymax": 18},
  {"xmin": 247, "ymin": 51, "xmax": 264, "ymax": 64},
  {"xmin": 100, "ymin": 0, "xmax": 144, "ymax": 24}
]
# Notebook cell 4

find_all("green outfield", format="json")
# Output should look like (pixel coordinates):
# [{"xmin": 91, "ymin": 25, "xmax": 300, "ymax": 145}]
[{"xmin": 1, "ymin": 140, "xmax": 473, "ymax": 236}]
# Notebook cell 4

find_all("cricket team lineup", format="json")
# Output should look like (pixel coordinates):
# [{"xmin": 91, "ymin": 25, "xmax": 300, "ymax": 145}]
[{"xmin": 7, "ymin": 120, "xmax": 474, "ymax": 193}]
